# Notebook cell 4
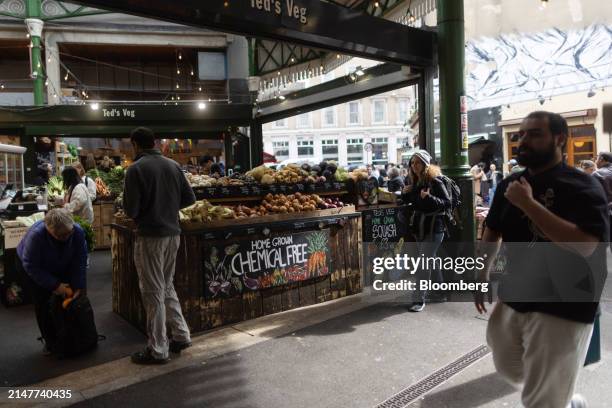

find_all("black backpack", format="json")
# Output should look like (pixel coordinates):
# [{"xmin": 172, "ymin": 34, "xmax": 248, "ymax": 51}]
[
  {"xmin": 49, "ymin": 294, "xmax": 101, "ymax": 358},
  {"xmin": 438, "ymin": 175, "xmax": 462, "ymax": 226}
]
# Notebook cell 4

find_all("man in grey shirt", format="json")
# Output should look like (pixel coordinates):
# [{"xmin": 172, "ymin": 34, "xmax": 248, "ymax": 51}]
[{"xmin": 124, "ymin": 127, "xmax": 196, "ymax": 364}]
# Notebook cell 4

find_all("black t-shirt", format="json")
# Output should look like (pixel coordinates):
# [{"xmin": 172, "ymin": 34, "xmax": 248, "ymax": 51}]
[{"xmin": 485, "ymin": 162, "xmax": 609, "ymax": 323}]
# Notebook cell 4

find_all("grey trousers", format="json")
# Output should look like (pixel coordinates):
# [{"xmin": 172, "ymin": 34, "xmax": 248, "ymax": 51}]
[{"xmin": 134, "ymin": 235, "xmax": 191, "ymax": 359}]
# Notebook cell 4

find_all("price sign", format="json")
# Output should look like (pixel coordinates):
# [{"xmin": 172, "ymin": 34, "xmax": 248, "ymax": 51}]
[
  {"xmin": 240, "ymin": 186, "xmax": 250, "ymax": 195},
  {"xmin": 206, "ymin": 187, "xmax": 217, "ymax": 196},
  {"xmin": 251, "ymin": 185, "xmax": 261, "ymax": 195},
  {"xmin": 220, "ymin": 187, "xmax": 231, "ymax": 196},
  {"xmin": 296, "ymin": 184, "xmax": 305, "ymax": 192}
]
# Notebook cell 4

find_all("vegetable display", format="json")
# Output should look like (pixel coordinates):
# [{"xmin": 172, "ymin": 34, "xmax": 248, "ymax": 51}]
[
  {"xmin": 178, "ymin": 193, "xmax": 349, "ymax": 224},
  {"xmin": 95, "ymin": 177, "xmax": 111, "ymax": 197},
  {"xmin": 87, "ymin": 166, "xmax": 125, "ymax": 197},
  {"xmin": 47, "ymin": 176, "xmax": 65, "ymax": 200}
]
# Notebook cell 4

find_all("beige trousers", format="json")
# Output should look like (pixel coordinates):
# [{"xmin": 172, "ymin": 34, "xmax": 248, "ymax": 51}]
[
  {"xmin": 487, "ymin": 302, "xmax": 593, "ymax": 408},
  {"xmin": 134, "ymin": 235, "xmax": 191, "ymax": 359}
]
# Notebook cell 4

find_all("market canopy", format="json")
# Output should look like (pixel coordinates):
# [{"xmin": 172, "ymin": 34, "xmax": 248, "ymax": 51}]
[{"xmin": 66, "ymin": 0, "xmax": 436, "ymax": 67}]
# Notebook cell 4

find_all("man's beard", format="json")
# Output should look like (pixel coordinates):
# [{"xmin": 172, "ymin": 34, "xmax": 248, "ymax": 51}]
[{"xmin": 517, "ymin": 142, "xmax": 557, "ymax": 168}]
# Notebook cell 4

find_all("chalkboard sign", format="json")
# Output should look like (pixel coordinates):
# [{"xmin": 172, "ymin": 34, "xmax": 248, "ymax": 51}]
[
  {"xmin": 203, "ymin": 230, "xmax": 331, "ymax": 298},
  {"xmin": 361, "ymin": 206, "xmax": 408, "ymax": 244}
]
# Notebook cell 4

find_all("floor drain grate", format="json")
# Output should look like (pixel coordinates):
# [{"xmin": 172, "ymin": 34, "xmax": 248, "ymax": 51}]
[{"xmin": 375, "ymin": 344, "xmax": 491, "ymax": 408}]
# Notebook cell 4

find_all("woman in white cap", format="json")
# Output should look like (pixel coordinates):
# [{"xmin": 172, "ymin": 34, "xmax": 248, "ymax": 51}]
[{"xmin": 402, "ymin": 150, "xmax": 451, "ymax": 312}]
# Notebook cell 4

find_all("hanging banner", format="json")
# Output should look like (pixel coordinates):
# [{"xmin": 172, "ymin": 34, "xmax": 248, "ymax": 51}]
[{"xmin": 203, "ymin": 229, "xmax": 331, "ymax": 298}]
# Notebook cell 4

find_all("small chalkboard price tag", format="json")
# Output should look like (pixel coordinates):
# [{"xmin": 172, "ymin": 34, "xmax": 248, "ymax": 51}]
[
  {"xmin": 246, "ymin": 227, "xmax": 256, "ymax": 235},
  {"xmin": 269, "ymin": 185, "xmax": 278, "ymax": 193},
  {"xmin": 324, "ymin": 182, "xmax": 332, "ymax": 190},
  {"xmin": 280, "ymin": 185, "xmax": 287, "ymax": 193},
  {"xmin": 220, "ymin": 187, "xmax": 231, "ymax": 196},
  {"xmin": 306, "ymin": 184, "xmax": 316, "ymax": 192},
  {"xmin": 206, "ymin": 187, "xmax": 216, "ymax": 196},
  {"xmin": 333, "ymin": 182, "xmax": 343, "ymax": 190},
  {"xmin": 294, "ymin": 222, "xmax": 305, "ymax": 229},
  {"xmin": 296, "ymin": 184, "xmax": 305, "ymax": 192},
  {"xmin": 251, "ymin": 185, "xmax": 261, "ymax": 195},
  {"xmin": 240, "ymin": 186, "xmax": 250, "ymax": 195},
  {"xmin": 204, "ymin": 233, "xmax": 215, "ymax": 240}
]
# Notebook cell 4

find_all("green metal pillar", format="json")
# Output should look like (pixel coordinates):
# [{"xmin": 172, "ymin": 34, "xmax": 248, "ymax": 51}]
[
  {"xmin": 26, "ymin": 0, "xmax": 45, "ymax": 106},
  {"xmin": 437, "ymin": 0, "xmax": 475, "ymax": 243}
]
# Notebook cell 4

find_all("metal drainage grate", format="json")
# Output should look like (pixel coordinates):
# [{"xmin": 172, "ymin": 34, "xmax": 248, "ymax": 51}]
[{"xmin": 375, "ymin": 344, "xmax": 491, "ymax": 408}]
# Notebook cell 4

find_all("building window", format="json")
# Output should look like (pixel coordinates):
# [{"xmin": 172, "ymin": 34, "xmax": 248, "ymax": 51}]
[
  {"xmin": 322, "ymin": 107, "xmax": 336, "ymax": 126},
  {"xmin": 297, "ymin": 140, "xmax": 314, "ymax": 157},
  {"xmin": 273, "ymin": 141, "xmax": 289, "ymax": 160},
  {"xmin": 348, "ymin": 102, "xmax": 360, "ymax": 125},
  {"xmin": 372, "ymin": 137, "xmax": 388, "ymax": 165},
  {"xmin": 297, "ymin": 113, "xmax": 311, "ymax": 128},
  {"xmin": 347, "ymin": 138, "xmax": 364, "ymax": 164},
  {"xmin": 398, "ymin": 99, "xmax": 409, "ymax": 124},
  {"xmin": 373, "ymin": 100, "xmax": 386, "ymax": 124},
  {"xmin": 274, "ymin": 119, "xmax": 287, "ymax": 128},
  {"xmin": 322, "ymin": 139, "xmax": 339, "ymax": 162}
]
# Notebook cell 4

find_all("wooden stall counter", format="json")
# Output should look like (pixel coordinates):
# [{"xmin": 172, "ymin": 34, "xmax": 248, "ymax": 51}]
[{"xmin": 111, "ymin": 206, "xmax": 362, "ymax": 333}]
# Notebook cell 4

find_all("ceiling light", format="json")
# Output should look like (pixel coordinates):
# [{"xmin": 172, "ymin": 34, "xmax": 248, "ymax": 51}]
[
  {"xmin": 198, "ymin": 102, "xmax": 206, "ymax": 110},
  {"xmin": 355, "ymin": 67, "xmax": 365, "ymax": 76},
  {"xmin": 90, "ymin": 103, "xmax": 99, "ymax": 111},
  {"xmin": 587, "ymin": 87, "xmax": 596, "ymax": 98},
  {"xmin": 279, "ymin": 95, "xmax": 286, "ymax": 100},
  {"xmin": 374, "ymin": 1, "xmax": 380, "ymax": 7}
]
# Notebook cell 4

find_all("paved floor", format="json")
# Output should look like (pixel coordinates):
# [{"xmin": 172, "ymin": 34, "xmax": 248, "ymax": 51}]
[
  {"xmin": 2, "ymin": 251, "xmax": 611, "ymax": 407},
  {"xmin": 0, "ymin": 251, "xmax": 146, "ymax": 387}
]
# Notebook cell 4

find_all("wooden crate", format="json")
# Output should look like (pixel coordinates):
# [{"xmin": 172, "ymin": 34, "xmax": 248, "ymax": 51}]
[{"xmin": 101, "ymin": 202, "xmax": 115, "ymax": 225}]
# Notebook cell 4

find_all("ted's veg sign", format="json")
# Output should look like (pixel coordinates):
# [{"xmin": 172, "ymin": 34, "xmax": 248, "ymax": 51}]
[{"xmin": 250, "ymin": 0, "xmax": 308, "ymax": 24}]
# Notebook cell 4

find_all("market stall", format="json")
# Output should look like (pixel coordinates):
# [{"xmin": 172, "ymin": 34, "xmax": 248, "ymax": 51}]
[{"xmin": 111, "ymin": 163, "xmax": 361, "ymax": 332}]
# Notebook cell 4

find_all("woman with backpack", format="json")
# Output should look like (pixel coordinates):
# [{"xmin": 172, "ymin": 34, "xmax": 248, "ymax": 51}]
[{"xmin": 402, "ymin": 150, "xmax": 452, "ymax": 312}]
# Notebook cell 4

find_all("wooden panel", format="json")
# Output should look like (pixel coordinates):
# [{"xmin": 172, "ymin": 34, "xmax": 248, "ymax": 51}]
[
  {"xmin": 201, "ymin": 298, "xmax": 223, "ymax": 330},
  {"xmin": 102, "ymin": 226, "xmax": 111, "ymax": 248},
  {"xmin": 101, "ymin": 203, "xmax": 115, "ymax": 225},
  {"xmin": 281, "ymin": 283, "xmax": 300, "ymax": 311},
  {"xmin": 93, "ymin": 203, "xmax": 102, "ymax": 228},
  {"xmin": 243, "ymin": 291, "xmax": 263, "ymax": 320},
  {"xmin": 299, "ymin": 280, "xmax": 317, "ymax": 307},
  {"xmin": 315, "ymin": 276, "xmax": 331, "ymax": 303},
  {"xmin": 221, "ymin": 296, "xmax": 244, "ymax": 325},
  {"xmin": 262, "ymin": 288, "xmax": 283, "ymax": 315}
]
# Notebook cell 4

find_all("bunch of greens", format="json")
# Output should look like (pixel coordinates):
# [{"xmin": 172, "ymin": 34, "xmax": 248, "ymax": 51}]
[
  {"xmin": 47, "ymin": 176, "xmax": 65, "ymax": 200},
  {"xmin": 72, "ymin": 215, "xmax": 95, "ymax": 252}
]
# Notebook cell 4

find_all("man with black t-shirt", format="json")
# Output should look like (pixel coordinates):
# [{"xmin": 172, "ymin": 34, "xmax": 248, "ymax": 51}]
[{"xmin": 475, "ymin": 111, "xmax": 608, "ymax": 408}]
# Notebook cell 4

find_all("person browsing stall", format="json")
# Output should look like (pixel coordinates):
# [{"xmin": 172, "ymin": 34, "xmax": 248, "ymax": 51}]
[
  {"xmin": 123, "ymin": 127, "xmax": 196, "ymax": 365},
  {"xmin": 60, "ymin": 167, "xmax": 94, "ymax": 224}
]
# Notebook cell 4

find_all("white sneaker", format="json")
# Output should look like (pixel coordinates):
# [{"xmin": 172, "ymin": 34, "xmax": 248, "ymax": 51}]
[
  {"xmin": 570, "ymin": 394, "xmax": 588, "ymax": 408},
  {"xmin": 409, "ymin": 302, "xmax": 426, "ymax": 312}
]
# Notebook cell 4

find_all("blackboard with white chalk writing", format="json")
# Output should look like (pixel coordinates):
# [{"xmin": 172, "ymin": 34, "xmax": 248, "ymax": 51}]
[{"xmin": 361, "ymin": 206, "xmax": 408, "ymax": 244}]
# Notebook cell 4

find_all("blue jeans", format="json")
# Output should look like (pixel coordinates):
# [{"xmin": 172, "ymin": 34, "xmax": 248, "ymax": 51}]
[{"xmin": 413, "ymin": 232, "xmax": 445, "ymax": 303}]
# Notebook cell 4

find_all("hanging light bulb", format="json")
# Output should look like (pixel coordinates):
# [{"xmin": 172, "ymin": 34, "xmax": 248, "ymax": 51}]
[
  {"xmin": 0, "ymin": 84, "xmax": 4, "ymax": 90},
  {"xmin": 45, "ymin": 80, "xmax": 48, "ymax": 86},
  {"xmin": 198, "ymin": 86, "xmax": 202, "ymax": 92},
  {"xmin": 374, "ymin": 1, "xmax": 380, "ymax": 7},
  {"xmin": 190, "ymin": 69, "xmax": 194, "ymax": 76},
  {"xmin": 177, "ymin": 69, "xmax": 181, "ymax": 75},
  {"xmin": 26, "ymin": 33, "xmax": 30, "ymax": 38},
  {"xmin": 176, "ymin": 83, "xmax": 180, "ymax": 89},
  {"xmin": 64, "ymin": 72, "xmax": 69, "ymax": 81},
  {"xmin": 178, "ymin": 52, "xmax": 182, "ymax": 60},
  {"xmin": 171, "ymin": 96, "xmax": 175, "ymax": 101},
  {"xmin": 177, "ymin": 95, "xmax": 181, "ymax": 100}
]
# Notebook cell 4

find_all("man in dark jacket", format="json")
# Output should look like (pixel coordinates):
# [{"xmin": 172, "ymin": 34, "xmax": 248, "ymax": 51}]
[
  {"xmin": 386, "ymin": 167, "xmax": 405, "ymax": 193},
  {"xmin": 17, "ymin": 209, "xmax": 88, "ymax": 353},
  {"xmin": 124, "ymin": 127, "xmax": 196, "ymax": 364}
]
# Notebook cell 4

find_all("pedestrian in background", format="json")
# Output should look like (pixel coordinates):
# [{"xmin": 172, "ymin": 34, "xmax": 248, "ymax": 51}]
[
  {"xmin": 73, "ymin": 162, "xmax": 97, "ymax": 202},
  {"xmin": 60, "ymin": 167, "xmax": 94, "ymax": 224},
  {"xmin": 580, "ymin": 160, "xmax": 597, "ymax": 175},
  {"xmin": 476, "ymin": 111, "xmax": 608, "ymax": 408},
  {"xmin": 593, "ymin": 152, "xmax": 612, "ymax": 245},
  {"xmin": 386, "ymin": 167, "xmax": 405, "ymax": 193},
  {"xmin": 402, "ymin": 150, "xmax": 451, "ymax": 312},
  {"xmin": 486, "ymin": 163, "xmax": 503, "ymax": 205},
  {"xmin": 124, "ymin": 127, "xmax": 196, "ymax": 365}
]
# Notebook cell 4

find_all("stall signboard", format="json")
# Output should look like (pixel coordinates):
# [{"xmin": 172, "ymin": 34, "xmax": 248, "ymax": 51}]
[
  {"xmin": 361, "ymin": 206, "xmax": 408, "ymax": 244},
  {"xmin": 203, "ymin": 229, "xmax": 331, "ymax": 298},
  {"xmin": 361, "ymin": 206, "xmax": 408, "ymax": 286}
]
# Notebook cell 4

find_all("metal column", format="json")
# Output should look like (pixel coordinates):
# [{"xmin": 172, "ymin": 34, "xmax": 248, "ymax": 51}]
[{"xmin": 437, "ymin": 0, "xmax": 475, "ymax": 243}]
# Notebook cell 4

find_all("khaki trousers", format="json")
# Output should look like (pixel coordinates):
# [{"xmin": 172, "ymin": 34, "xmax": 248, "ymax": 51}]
[
  {"xmin": 134, "ymin": 235, "xmax": 191, "ymax": 359},
  {"xmin": 487, "ymin": 302, "xmax": 593, "ymax": 408}
]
